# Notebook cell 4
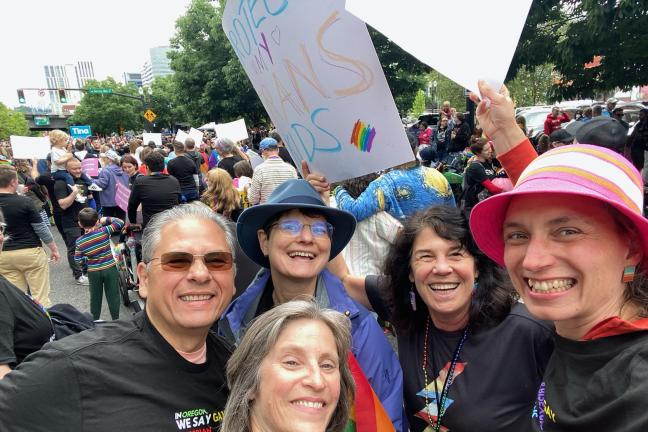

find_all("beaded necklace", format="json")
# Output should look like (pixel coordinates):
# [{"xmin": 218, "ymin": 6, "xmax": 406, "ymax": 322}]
[{"xmin": 422, "ymin": 317, "xmax": 469, "ymax": 432}]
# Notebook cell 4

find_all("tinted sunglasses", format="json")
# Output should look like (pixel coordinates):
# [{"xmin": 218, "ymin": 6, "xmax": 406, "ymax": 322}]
[
  {"xmin": 148, "ymin": 251, "xmax": 233, "ymax": 272},
  {"xmin": 270, "ymin": 219, "xmax": 334, "ymax": 238}
]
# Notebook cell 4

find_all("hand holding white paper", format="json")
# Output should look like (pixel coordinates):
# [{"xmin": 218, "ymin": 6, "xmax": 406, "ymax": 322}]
[
  {"xmin": 345, "ymin": 0, "xmax": 533, "ymax": 96},
  {"xmin": 10, "ymin": 136, "xmax": 51, "ymax": 160}
]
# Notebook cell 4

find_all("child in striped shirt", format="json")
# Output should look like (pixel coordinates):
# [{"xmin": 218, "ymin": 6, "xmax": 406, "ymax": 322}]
[{"xmin": 74, "ymin": 208, "xmax": 124, "ymax": 320}]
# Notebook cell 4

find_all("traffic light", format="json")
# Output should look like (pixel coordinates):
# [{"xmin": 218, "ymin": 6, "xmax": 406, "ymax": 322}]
[
  {"xmin": 58, "ymin": 89, "xmax": 68, "ymax": 104},
  {"xmin": 17, "ymin": 90, "xmax": 25, "ymax": 104}
]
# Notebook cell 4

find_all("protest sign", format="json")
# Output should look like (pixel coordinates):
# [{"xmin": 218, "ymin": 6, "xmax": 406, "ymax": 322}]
[
  {"xmin": 222, "ymin": 0, "xmax": 413, "ymax": 182},
  {"xmin": 142, "ymin": 133, "xmax": 162, "ymax": 148},
  {"xmin": 175, "ymin": 129, "xmax": 189, "ymax": 145},
  {"xmin": 10, "ymin": 136, "xmax": 51, "ymax": 159},
  {"xmin": 189, "ymin": 128, "xmax": 204, "ymax": 146},
  {"xmin": 81, "ymin": 157, "xmax": 99, "ymax": 177},
  {"xmin": 345, "ymin": 0, "xmax": 533, "ymax": 95},
  {"xmin": 115, "ymin": 182, "xmax": 130, "ymax": 212},
  {"xmin": 214, "ymin": 119, "xmax": 249, "ymax": 142},
  {"xmin": 69, "ymin": 125, "xmax": 92, "ymax": 140}
]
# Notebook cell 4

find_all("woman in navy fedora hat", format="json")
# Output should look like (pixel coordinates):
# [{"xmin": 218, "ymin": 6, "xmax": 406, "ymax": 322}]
[{"xmin": 218, "ymin": 179, "xmax": 405, "ymax": 430}]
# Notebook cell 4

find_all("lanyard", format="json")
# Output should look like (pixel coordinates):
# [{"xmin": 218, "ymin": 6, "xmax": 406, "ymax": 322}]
[{"xmin": 423, "ymin": 317, "xmax": 469, "ymax": 431}]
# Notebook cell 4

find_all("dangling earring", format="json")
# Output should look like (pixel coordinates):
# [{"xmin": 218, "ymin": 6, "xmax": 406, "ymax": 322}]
[
  {"xmin": 623, "ymin": 265, "xmax": 636, "ymax": 283},
  {"xmin": 410, "ymin": 286, "xmax": 417, "ymax": 311},
  {"xmin": 473, "ymin": 280, "xmax": 480, "ymax": 290}
]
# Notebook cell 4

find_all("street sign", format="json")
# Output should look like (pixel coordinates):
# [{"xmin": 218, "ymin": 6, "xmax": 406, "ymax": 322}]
[
  {"xmin": 33, "ymin": 116, "xmax": 50, "ymax": 126},
  {"xmin": 69, "ymin": 125, "xmax": 92, "ymax": 139},
  {"xmin": 143, "ymin": 109, "xmax": 157, "ymax": 122},
  {"xmin": 87, "ymin": 88, "xmax": 113, "ymax": 94}
]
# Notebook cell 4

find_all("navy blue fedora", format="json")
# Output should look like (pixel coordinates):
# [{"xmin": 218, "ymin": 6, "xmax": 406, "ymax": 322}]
[{"xmin": 237, "ymin": 179, "xmax": 357, "ymax": 268}]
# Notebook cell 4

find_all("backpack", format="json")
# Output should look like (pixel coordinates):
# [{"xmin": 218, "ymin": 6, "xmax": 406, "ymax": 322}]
[{"xmin": 48, "ymin": 304, "xmax": 96, "ymax": 339}]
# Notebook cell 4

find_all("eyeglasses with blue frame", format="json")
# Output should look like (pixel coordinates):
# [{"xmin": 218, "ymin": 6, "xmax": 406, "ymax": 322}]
[{"xmin": 269, "ymin": 218, "xmax": 334, "ymax": 238}]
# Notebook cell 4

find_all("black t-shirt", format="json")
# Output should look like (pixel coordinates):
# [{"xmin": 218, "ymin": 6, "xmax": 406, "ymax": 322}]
[
  {"xmin": 128, "ymin": 174, "xmax": 181, "ymax": 227},
  {"xmin": 462, "ymin": 161, "xmax": 497, "ymax": 211},
  {"xmin": 217, "ymin": 155, "xmax": 244, "ymax": 179},
  {"xmin": 0, "ymin": 311, "xmax": 232, "ymax": 432},
  {"xmin": 0, "ymin": 193, "xmax": 42, "ymax": 251},
  {"xmin": 366, "ymin": 277, "xmax": 554, "ymax": 432},
  {"xmin": 532, "ymin": 331, "xmax": 648, "ymax": 431},
  {"xmin": 0, "ymin": 276, "xmax": 54, "ymax": 366},
  {"xmin": 53, "ymin": 177, "xmax": 88, "ymax": 228},
  {"xmin": 168, "ymin": 155, "xmax": 199, "ymax": 190}
]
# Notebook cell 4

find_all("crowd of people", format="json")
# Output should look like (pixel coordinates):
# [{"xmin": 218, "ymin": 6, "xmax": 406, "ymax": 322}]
[{"xmin": 0, "ymin": 81, "xmax": 648, "ymax": 432}]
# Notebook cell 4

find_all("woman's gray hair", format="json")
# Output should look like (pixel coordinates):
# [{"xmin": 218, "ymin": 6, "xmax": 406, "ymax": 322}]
[
  {"xmin": 222, "ymin": 301, "xmax": 355, "ymax": 432},
  {"xmin": 215, "ymin": 137, "xmax": 235, "ymax": 154},
  {"xmin": 141, "ymin": 202, "xmax": 236, "ymax": 268}
]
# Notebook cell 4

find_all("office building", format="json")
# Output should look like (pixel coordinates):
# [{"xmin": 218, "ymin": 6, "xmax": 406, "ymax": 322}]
[
  {"xmin": 43, "ymin": 60, "xmax": 95, "ymax": 105},
  {"xmin": 123, "ymin": 72, "xmax": 143, "ymax": 87},
  {"xmin": 141, "ymin": 46, "xmax": 174, "ymax": 87}
]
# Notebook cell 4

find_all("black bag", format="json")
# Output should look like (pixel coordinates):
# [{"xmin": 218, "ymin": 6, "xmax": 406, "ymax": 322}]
[{"xmin": 48, "ymin": 304, "xmax": 96, "ymax": 340}]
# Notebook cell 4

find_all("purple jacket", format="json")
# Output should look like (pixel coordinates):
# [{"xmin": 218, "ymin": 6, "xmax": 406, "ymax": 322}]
[{"xmin": 93, "ymin": 164, "xmax": 128, "ymax": 207}]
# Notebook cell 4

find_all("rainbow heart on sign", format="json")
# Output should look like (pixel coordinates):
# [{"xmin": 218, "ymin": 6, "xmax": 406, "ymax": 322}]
[{"xmin": 350, "ymin": 120, "xmax": 376, "ymax": 153}]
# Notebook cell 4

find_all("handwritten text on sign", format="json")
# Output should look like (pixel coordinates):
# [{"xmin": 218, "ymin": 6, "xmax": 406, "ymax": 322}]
[
  {"xmin": 222, "ymin": 0, "xmax": 412, "ymax": 182},
  {"xmin": 81, "ymin": 158, "xmax": 99, "ymax": 177},
  {"xmin": 115, "ymin": 182, "xmax": 131, "ymax": 213}
]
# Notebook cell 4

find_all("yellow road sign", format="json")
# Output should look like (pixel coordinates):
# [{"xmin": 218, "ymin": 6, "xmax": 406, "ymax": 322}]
[{"xmin": 143, "ymin": 109, "xmax": 157, "ymax": 122}]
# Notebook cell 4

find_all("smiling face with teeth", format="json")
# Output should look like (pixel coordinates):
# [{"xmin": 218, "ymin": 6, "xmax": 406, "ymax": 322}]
[
  {"xmin": 409, "ymin": 227, "xmax": 478, "ymax": 331},
  {"xmin": 258, "ymin": 209, "xmax": 331, "ymax": 296},
  {"xmin": 503, "ymin": 194, "xmax": 641, "ymax": 339},
  {"xmin": 250, "ymin": 319, "xmax": 340, "ymax": 432},
  {"xmin": 137, "ymin": 217, "xmax": 236, "ymax": 350}
]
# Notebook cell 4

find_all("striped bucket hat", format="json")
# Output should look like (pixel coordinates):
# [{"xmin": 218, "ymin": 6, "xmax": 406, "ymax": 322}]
[{"xmin": 469, "ymin": 144, "xmax": 648, "ymax": 267}]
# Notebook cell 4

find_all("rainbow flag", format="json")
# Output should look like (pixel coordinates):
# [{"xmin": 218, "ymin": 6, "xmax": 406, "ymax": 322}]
[
  {"xmin": 350, "ymin": 120, "xmax": 377, "ymax": 153},
  {"xmin": 345, "ymin": 352, "xmax": 395, "ymax": 432}
]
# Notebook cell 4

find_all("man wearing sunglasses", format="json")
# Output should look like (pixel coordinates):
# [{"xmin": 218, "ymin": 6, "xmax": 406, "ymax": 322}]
[
  {"xmin": 0, "ymin": 203, "xmax": 236, "ymax": 432},
  {"xmin": 219, "ymin": 179, "xmax": 405, "ymax": 430}
]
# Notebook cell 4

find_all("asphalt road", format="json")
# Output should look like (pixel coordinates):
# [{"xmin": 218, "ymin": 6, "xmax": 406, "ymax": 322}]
[{"xmin": 48, "ymin": 228, "xmax": 139, "ymax": 321}]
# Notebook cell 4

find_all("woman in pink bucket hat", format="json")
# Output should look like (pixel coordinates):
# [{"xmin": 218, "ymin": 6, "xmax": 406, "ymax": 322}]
[{"xmin": 469, "ymin": 81, "xmax": 648, "ymax": 431}]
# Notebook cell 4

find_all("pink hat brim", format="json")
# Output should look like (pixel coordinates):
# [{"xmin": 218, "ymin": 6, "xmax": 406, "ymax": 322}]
[{"xmin": 469, "ymin": 177, "xmax": 648, "ymax": 268}]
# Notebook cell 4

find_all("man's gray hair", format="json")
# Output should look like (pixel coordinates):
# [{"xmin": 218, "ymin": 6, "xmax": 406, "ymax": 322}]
[
  {"xmin": 222, "ymin": 300, "xmax": 354, "ymax": 432},
  {"xmin": 184, "ymin": 137, "xmax": 196, "ymax": 149},
  {"xmin": 141, "ymin": 202, "xmax": 236, "ymax": 267},
  {"xmin": 215, "ymin": 137, "xmax": 235, "ymax": 154}
]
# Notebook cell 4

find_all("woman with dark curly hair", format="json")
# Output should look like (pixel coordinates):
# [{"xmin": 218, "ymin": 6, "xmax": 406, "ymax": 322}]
[{"xmin": 331, "ymin": 205, "xmax": 553, "ymax": 432}]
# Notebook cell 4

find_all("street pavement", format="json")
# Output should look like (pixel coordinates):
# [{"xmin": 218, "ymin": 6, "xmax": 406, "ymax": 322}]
[{"xmin": 48, "ymin": 228, "xmax": 138, "ymax": 321}]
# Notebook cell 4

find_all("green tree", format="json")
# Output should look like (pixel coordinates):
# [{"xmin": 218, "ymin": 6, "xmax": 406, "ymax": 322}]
[
  {"xmin": 505, "ymin": 64, "xmax": 555, "ymax": 107},
  {"xmin": 69, "ymin": 78, "xmax": 142, "ymax": 135},
  {"xmin": 368, "ymin": 27, "xmax": 429, "ymax": 116},
  {"xmin": 549, "ymin": 0, "xmax": 648, "ymax": 99},
  {"xmin": 0, "ymin": 103, "xmax": 30, "ymax": 140},
  {"xmin": 427, "ymin": 71, "xmax": 466, "ymax": 111},
  {"xmin": 509, "ymin": 0, "xmax": 648, "ymax": 99},
  {"xmin": 149, "ymin": 75, "xmax": 187, "ymax": 130},
  {"xmin": 169, "ymin": 0, "xmax": 266, "ymax": 125},
  {"xmin": 409, "ymin": 90, "xmax": 426, "ymax": 117}
]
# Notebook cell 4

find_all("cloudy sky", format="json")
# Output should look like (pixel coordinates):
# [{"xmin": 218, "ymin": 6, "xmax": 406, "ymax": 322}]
[{"xmin": 0, "ymin": 0, "xmax": 193, "ymax": 107}]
